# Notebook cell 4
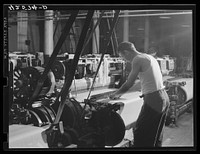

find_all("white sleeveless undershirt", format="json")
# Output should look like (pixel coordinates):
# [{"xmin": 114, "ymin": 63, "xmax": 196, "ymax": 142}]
[{"xmin": 138, "ymin": 54, "xmax": 164, "ymax": 95}]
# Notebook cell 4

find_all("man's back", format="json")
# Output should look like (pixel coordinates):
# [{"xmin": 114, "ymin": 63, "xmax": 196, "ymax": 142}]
[{"xmin": 135, "ymin": 54, "xmax": 164, "ymax": 95}]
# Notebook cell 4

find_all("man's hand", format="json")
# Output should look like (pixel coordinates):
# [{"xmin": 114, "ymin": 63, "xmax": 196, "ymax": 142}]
[{"xmin": 109, "ymin": 93, "xmax": 122, "ymax": 100}]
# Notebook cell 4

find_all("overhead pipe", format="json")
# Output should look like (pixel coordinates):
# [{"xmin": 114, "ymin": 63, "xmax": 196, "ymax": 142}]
[
  {"xmin": 8, "ymin": 10, "xmax": 192, "ymax": 23},
  {"xmin": 52, "ymin": 10, "xmax": 193, "ymax": 19},
  {"xmin": 11, "ymin": 10, "xmax": 176, "ymax": 19},
  {"xmin": 52, "ymin": 10, "xmax": 192, "ymax": 18},
  {"xmin": 9, "ymin": 9, "xmax": 188, "ymax": 17}
]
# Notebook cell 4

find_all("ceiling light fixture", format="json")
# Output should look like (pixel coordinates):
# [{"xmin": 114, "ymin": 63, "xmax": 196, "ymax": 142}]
[{"xmin": 159, "ymin": 16, "xmax": 171, "ymax": 19}]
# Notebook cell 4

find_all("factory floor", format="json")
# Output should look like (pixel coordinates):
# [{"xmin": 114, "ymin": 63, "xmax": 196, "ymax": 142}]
[
  {"xmin": 115, "ymin": 111, "xmax": 194, "ymax": 148},
  {"xmin": 162, "ymin": 112, "xmax": 194, "ymax": 147}
]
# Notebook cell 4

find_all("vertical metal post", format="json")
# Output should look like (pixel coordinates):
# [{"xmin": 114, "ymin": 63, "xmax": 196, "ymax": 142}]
[
  {"xmin": 44, "ymin": 10, "xmax": 54, "ymax": 64},
  {"xmin": 17, "ymin": 11, "xmax": 28, "ymax": 52},
  {"xmin": 144, "ymin": 16, "xmax": 149, "ymax": 52},
  {"xmin": 123, "ymin": 10, "xmax": 129, "ymax": 42},
  {"xmin": 92, "ymin": 11, "xmax": 100, "ymax": 54}
]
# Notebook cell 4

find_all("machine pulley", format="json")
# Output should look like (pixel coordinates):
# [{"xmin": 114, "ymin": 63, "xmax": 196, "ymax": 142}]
[
  {"xmin": 51, "ymin": 60, "xmax": 66, "ymax": 80},
  {"xmin": 13, "ymin": 66, "xmax": 53, "ymax": 104}
]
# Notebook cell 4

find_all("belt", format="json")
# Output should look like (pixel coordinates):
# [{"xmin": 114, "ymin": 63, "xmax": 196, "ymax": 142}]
[{"xmin": 139, "ymin": 88, "xmax": 165, "ymax": 98}]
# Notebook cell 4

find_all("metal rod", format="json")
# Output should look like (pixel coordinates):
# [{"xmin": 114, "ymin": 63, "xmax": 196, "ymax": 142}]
[
  {"xmin": 81, "ymin": 10, "xmax": 105, "ymax": 55},
  {"xmin": 94, "ymin": 26, "xmax": 99, "ymax": 54},
  {"xmin": 117, "ymin": 11, "xmax": 193, "ymax": 17},
  {"xmin": 106, "ymin": 16, "xmax": 116, "ymax": 56},
  {"xmin": 53, "ymin": 19, "xmax": 59, "ymax": 39},
  {"xmin": 86, "ymin": 10, "xmax": 120, "ymax": 101}
]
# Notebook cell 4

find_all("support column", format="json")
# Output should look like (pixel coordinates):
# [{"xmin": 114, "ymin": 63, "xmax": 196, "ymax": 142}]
[
  {"xmin": 92, "ymin": 11, "xmax": 100, "ymax": 54},
  {"xmin": 17, "ymin": 11, "xmax": 28, "ymax": 52},
  {"xmin": 123, "ymin": 10, "xmax": 129, "ymax": 42},
  {"xmin": 69, "ymin": 23, "xmax": 77, "ymax": 53},
  {"xmin": 144, "ymin": 17, "xmax": 149, "ymax": 53},
  {"xmin": 187, "ymin": 51, "xmax": 193, "ymax": 71},
  {"xmin": 44, "ymin": 10, "xmax": 54, "ymax": 64}
]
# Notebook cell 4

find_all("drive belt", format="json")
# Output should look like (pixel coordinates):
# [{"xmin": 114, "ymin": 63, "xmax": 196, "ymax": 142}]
[
  {"xmin": 53, "ymin": 10, "xmax": 95, "ymax": 124},
  {"xmin": 28, "ymin": 10, "xmax": 79, "ymax": 106}
]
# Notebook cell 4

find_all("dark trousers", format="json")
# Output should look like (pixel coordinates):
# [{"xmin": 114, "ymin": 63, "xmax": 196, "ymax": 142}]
[{"xmin": 133, "ymin": 89, "xmax": 170, "ymax": 147}]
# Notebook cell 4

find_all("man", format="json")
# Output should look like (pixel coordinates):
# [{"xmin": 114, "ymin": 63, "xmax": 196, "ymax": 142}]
[{"xmin": 109, "ymin": 41, "xmax": 170, "ymax": 147}]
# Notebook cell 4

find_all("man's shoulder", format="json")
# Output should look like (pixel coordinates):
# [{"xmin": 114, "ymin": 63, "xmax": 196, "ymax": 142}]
[
  {"xmin": 131, "ymin": 55, "xmax": 144, "ymax": 68},
  {"xmin": 134, "ymin": 54, "xmax": 149, "ymax": 63},
  {"xmin": 132, "ymin": 54, "xmax": 151, "ymax": 69}
]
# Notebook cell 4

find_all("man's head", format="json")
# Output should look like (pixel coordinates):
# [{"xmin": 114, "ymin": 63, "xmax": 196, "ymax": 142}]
[{"xmin": 117, "ymin": 41, "xmax": 137, "ymax": 62}]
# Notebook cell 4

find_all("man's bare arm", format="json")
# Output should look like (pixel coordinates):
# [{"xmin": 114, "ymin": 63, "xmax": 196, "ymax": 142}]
[{"xmin": 110, "ymin": 57, "xmax": 141, "ymax": 99}]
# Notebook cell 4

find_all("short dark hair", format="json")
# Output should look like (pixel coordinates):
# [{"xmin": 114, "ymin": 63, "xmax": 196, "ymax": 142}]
[{"xmin": 118, "ymin": 41, "xmax": 136, "ymax": 53}]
